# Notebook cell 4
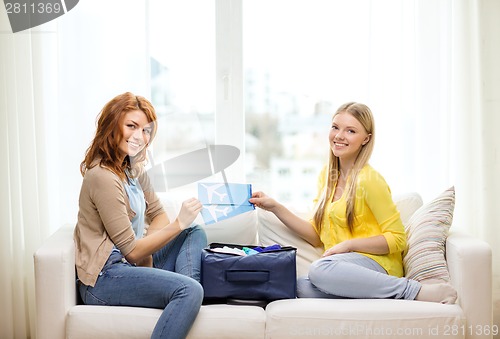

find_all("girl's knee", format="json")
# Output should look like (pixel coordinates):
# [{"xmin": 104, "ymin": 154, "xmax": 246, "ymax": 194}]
[
  {"xmin": 181, "ymin": 278, "xmax": 204, "ymax": 306},
  {"xmin": 309, "ymin": 257, "xmax": 336, "ymax": 282},
  {"xmin": 164, "ymin": 276, "xmax": 203, "ymax": 305},
  {"xmin": 187, "ymin": 225, "xmax": 208, "ymax": 244},
  {"xmin": 189, "ymin": 279, "xmax": 204, "ymax": 301},
  {"xmin": 308, "ymin": 262, "xmax": 322, "ymax": 285},
  {"xmin": 296, "ymin": 277, "xmax": 315, "ymax": 298},
  {"xmin": 187, "ymin": 280, "xmax": 204, "ymax": 309},
  {"xmin": 189, "ymin": 225, "xmax": 206, "ymax": 236},
  {"xmin": 308, "ymin": 263, "xmax": 320, "ymax": 284}
]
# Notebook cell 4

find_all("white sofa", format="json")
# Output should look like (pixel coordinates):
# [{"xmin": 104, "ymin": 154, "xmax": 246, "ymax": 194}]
[{"xmin": 34, "ymin": 192, "xmax": 493, "ymax": 339}]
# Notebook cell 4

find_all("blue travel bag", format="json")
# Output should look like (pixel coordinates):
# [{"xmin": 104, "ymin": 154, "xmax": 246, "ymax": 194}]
[{"xmin": 201, "ymin": 243, "xmax": 297, "ymax": 304}]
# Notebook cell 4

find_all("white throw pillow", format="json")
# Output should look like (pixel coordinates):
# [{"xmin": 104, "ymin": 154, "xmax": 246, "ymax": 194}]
[
  {"xmin": 403, "ymin": 186, "xmax": 455, "ymax": 282},
  {"xmin": 393, "ymin": 192, "xmax": 423, "ymax": 227},
  {"xmin": 201, "ymin": 209, "xmax": 258, "ymax": 245},
  {"xmin": 257, "ymin": 208, "xmax": 323, "ymax": 277},
  {"xmin": 158, "ymin": 193, "xmax": 258, "ymax": 245}
]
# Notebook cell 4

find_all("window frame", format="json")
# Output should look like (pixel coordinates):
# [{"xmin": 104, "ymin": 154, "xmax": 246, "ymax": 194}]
[{"xmin": 215, "ymin": 0, "xmax": 245, "ymax": 182}]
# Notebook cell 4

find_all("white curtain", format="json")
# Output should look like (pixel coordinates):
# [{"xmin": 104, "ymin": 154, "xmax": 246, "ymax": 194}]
[
  {"xmin": 449, "ymin": 0, "xmax": 500, "ymax": 329},
  {"xmin": 450, "ymin": 0, "xmax": 500, "ymax": 268},
  {"xmin": 0, "ymin": 0, "xmax": 498, "ymax": 338},
  {"xmin": 0, "ymin": 1, "xmax": 148, "ymax": 337},
  {"xmin": 0, "ymin": 15, "xmax": 56, "ymax": 339}
]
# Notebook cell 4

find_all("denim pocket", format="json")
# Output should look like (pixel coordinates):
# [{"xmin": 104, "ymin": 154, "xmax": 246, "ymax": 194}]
[
  {"xmin": 101, "ymin": 251, "xmax": 125, "ymax": 273},
  {"xmin": 79, "ymin": 284, "xmax": 108, "ymax": 306}
]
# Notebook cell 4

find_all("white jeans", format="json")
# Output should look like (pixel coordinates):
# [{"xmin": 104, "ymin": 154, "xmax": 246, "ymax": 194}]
[{"xmin": 297, "ymin": 252, "xmax": 421, "ymax": 300}]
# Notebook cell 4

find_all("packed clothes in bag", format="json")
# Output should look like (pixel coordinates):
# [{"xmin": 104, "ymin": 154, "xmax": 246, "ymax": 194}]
[{"xmin": 201, "ymin": 243, "xmax": 297, "ymax": 303}]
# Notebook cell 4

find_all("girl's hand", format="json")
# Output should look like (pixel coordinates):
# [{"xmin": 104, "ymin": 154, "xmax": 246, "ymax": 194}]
[
  {"xmin": 322, "ymin": 240, "xmax": 352, "ymax": 257},
  {"xmin": 176, "ymin": 197, "xmax": 203, "ymax": 230},
  {"xmin": 249, "ymin": 191, "xmax": 278, "ymax": 212}
]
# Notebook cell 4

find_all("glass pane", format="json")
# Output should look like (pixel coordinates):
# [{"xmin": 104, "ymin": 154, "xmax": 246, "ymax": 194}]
[
  {"xmin": 243, "ymin": 1, "xmax": 371, "ymax": 213},
  {"xmin": 148, "ymin": 0, "xmax": 215, "ymax": 196}
]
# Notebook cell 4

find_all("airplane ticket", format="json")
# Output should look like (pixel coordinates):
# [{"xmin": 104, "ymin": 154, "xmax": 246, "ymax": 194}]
[{"xmin": 198, "ymin": 182, "xmax": 255, "ymax": 225}]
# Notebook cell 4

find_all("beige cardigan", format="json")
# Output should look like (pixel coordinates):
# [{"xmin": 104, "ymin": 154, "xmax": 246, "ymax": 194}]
[{"xmin": 74, "ymin": 164, "xmax": 165, "ymax": 287}]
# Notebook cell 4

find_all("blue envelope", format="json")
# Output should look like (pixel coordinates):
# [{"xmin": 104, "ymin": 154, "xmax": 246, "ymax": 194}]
[{"xmin": 198, "ymin": 183, "xmax": 255, "ymax": 224}]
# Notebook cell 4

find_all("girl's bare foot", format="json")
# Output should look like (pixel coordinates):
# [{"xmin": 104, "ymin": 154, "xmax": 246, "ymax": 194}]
[{"xmin": 415, "ymin": 281, "xmax": 457, "ymax": 304}]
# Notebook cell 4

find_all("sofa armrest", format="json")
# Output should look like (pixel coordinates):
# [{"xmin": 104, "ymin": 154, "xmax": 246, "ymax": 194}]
[
  {"xmin": 446, "ymin": 231, "xmax": 493, "ymax": 339},
  {"xmin": 34, "ymin": 225, "xmax": 77, "ymax": 339}
]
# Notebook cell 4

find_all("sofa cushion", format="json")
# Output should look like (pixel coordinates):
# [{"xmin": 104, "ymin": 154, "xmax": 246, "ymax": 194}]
[
  {"xmin": 67, "ymin": 304, "xmax": 266, "ymax": 339},
  {"xmin": 403, "ymin": 187, "xmax": 455, "ymax": 282},
  {"xmin": 265, "ymin": 299, "xmax": 465, "ymax": 339}
]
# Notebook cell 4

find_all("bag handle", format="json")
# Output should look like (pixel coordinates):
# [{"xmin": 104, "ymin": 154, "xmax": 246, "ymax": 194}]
[{"xmin": 225, "ymin": 270, "xmax": 270, "ymax": 283}]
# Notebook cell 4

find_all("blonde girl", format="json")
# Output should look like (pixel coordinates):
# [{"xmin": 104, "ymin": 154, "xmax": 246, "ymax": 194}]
[{"xmin": 250, "ymin": 102, "xmax": 456, "ymax": 303}]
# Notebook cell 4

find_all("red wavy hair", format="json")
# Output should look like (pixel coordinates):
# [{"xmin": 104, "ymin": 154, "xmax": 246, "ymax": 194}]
[{"xmin": 80, "ymin": 92, "xmax": 158, "ymax": 180}]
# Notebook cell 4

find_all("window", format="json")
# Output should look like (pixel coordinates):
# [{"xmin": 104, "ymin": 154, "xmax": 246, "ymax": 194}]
[
  {"xmin": 243, "ymin": 1, "xmax": 373, "ymax": 212},
  {"xmin": 147, "ymin": 0, "xmax": 216, "ymax": 197},
  {"xmin": 147, "ymin": 0, "xmax": 454, "ymax": 208}
]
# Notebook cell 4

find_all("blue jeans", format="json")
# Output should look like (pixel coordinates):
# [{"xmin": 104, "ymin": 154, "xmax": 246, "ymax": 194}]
[
  {"xmin": 78, "ymin": 226, "xmax": 207, "ymax": 339},
  {"xmin": 297, "ymin": 252, "xmax": 421, "ymax": 300}
]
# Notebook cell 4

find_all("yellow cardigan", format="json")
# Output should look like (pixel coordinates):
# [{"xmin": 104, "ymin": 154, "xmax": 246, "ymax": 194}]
[{"xmin": 313, "ymin": 165, "xmax": 407, "ymax": 277}]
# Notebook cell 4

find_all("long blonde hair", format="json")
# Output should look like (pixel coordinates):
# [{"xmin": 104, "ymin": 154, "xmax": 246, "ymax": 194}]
[{"xmin": 312, "ymin": 102, "xmax": 375, "ymax": 233}]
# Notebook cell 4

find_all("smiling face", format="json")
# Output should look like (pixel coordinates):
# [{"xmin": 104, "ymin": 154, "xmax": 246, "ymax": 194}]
[
  {"xmin": 329, "ymin": 112, "xmax": 371, "ymax": 166},
  {"xmin": 118, "ymin": 109, "xmax": 153, "ymax": 158}
]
